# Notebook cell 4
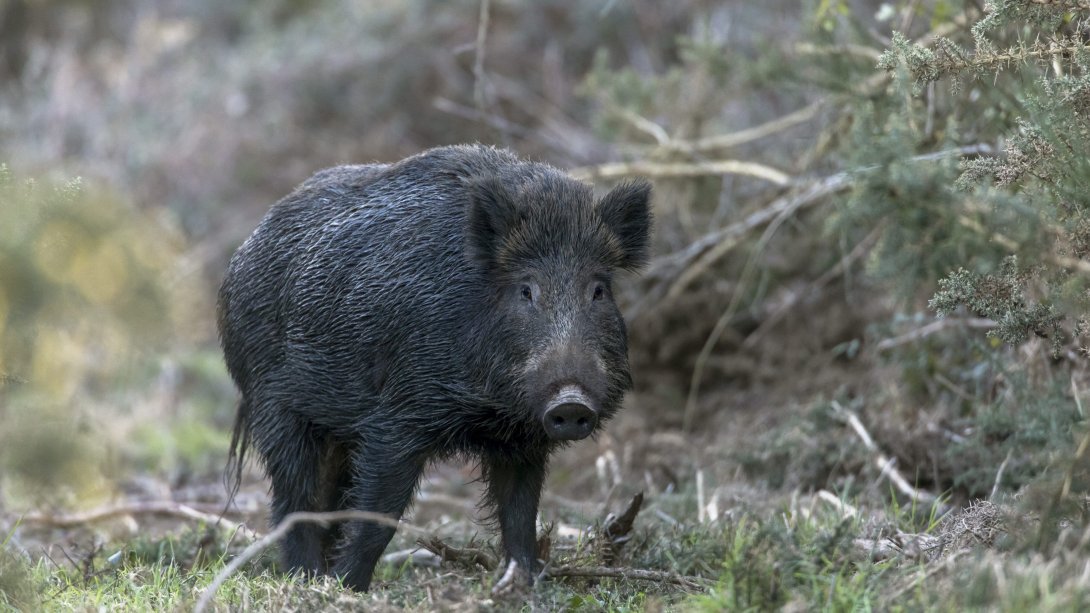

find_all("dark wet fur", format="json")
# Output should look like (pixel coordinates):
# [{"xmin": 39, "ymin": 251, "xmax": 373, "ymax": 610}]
[{"xmin": 218, "ymin": 145, "xmax": 651, "ymax": 590}]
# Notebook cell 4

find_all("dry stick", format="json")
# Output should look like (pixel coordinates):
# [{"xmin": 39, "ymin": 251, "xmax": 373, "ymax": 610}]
[
  {"xmin": 491, "ymin": 559, "xmax": 521, "ymax": 595},
  {"xmin": 675, "ymin": 144, "xmax": 993, "ymax": 431},
  {"xmin": 570, "ymin": 159, "xmax": 791, "ymax": 186},
  {"xmin": 990, "ymin": 450, "xmax": 1014, "ymax": 502},
  {"xmin": 433, "ymin": 97, "xmax": 532, "ymax": 138},
  {"xmin": 194, "ymin": 510, "xmax": 429, "ymax": 613},
  {"xmin": 472, "ymin": 0, "xmax": 491, "ymax": 114},
  {"xmin": 614, "ymin": 107, "xmax": 670, "ymax": 146},
  {"xmin": 667, "ymin": 102, "xmax": 823, "ymax": 154},
  {"xmin": 549, "ymin": 566, "xmax": 707, "ymax": 590},
  {"xmin": 875, "ymin": 317, "xmax": 997, "ymax": 352},
  {"xmin": 620, "ymin": 101, "xmax": 821, "ymax": 155},
  {"xmin": 662, "ymin": 172, "xmax": 851, "ymax": 305},
  {"xmin": 795, "ymin": 42, "xmax": 883, "ymax": 62},
  {"xmin": 20, "ymin": 501, "xmax": 255, "ymax": 538},
  {"xmin": 742, "ymin": 222, "xmax": 885, "ymax": 349},
  {"xmin": 830, "ymin": 401, "xmax": 949, "ymax": 514},
  {"xmin": 417, "ymin": 535, "xmax": 498, "ymax": 571},
  {"xmin": 816, "ymin": 490, "xmax": 859, "ymax": 519}
]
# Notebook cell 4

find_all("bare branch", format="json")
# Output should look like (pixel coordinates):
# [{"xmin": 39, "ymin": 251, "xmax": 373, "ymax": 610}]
[
  {"xmin": 491, "ymin": 559, "xmax": 523, "ymax": 596},
  {"xmin": 831, "ymin": 401, "xmax": 949, "ymax": 514},
  {"xmin": 417, "ymin": 536, "xmax": 498, "ymax": 571},
  {"xmin": 473, "ymin": 0, "xmax": 491, "ymax": 113},
  {"xmin": 195, "ymin": 510, "xmax": 429, "ymax": 613},
  {"xmin": 669, "ymin": 102, "xmax": 823, "ymax": 154},
  {"xmin": 875, "ymin": 317, "xmax": 997, "ymax": 352},
  {"xmin": 19, "ymin": 501, "xmax": 255, "ymax": 539},
  {"xmin": 614, "ymin": 108, "xmax": 670, "ymax": 146},
  {"xmin": 570, "ymin": 159, "xmax": 792, "ymax": 186}
]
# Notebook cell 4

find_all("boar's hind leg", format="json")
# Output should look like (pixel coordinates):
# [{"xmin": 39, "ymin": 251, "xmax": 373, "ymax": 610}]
[
  {"xmin": 333, "ymin": 445, "xmax": 426, "ymax": 592},
  {"xmin": 483, "ymin": 451, "xmax": 547, "ymax": 583},
  {"xmin": 259, "ymin": 418, "xmax": 334, "ymax": 577}
]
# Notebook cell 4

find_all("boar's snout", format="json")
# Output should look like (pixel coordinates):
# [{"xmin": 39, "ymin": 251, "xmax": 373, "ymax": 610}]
[{"xmin": 542, "ymin": 385, "xmax": 598, "ymax": 441}]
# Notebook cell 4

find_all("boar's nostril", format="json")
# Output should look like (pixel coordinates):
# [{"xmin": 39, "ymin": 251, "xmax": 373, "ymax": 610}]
[{"xmin": 542, "ymin": 386, "xmax": 598, "ymax": 441}]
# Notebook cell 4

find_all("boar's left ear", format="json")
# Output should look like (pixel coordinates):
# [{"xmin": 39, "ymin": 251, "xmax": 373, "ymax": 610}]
[
  {"xmin": 466, "ymin": 177, "xmax": 520, "ymax": 270},
  {"xmin": 597, "ymin": 180, "xmax": 653, "ymax": 271}
]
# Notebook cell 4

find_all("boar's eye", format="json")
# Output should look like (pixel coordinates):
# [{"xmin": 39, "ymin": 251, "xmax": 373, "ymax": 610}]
[
  {"xmin": 592, "ymin": 284, "xmax": 605, "ymax": 301},
  {"xmin": 520, "ymin": 284, "xmax": 533, "ymax": 302}
]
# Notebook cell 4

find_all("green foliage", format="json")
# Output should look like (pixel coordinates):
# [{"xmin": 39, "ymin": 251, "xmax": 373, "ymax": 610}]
[
  {"xmin": 0, "ymin": 167, "xmax": 218, "ymax": 502},
  {"xmin": 0, "ymin": 545, "xmax": 39, "ymax": 611},
  {"xmin": 875, "ymin": 4, "xmax": 1090, "ymax": 354},
  {"xmin": 931, "ymin": 256, "xmax": 1064, "ymax": 353},
  {"xmin": 690, "ymin": 511, "xmax": 885, "ymax": 611}
]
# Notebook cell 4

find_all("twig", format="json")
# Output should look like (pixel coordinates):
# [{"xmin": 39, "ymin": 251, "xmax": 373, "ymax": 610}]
[
  {"xmin": 491, "ymin": 559, "xmax": 522, "ymax": 595},
  {"xmin": 614, "ymin": 108, "xmax": 670, "ymax": 146},
  {"xmin": 672, "ymin": 146, "xmax": 991, "ymax": 431},
  {"xmin": 795, "ymin": 42, "xmax": 883, "ymax": 62},
  {"xmin": 381, "ymin": 547, "xmax": 441, "ymax": 569},
  {"xmin": 831, "ymin": 401, "xmax": 949, "ymax": 514},
  {"xmin": 816, "ymin": 490, "xmax": 858, "ymax": 519},
  {"xmin": 548, "ymin": 565, "xmax": 707, "ymax": 590},
  {"xmin": 195, "ymin": 510, "xmax": 428, "ymax": 613},
  {"xmin": 665, "ymin": 102, "xmax": 823, "ymax": 154},
  {"xmin": 875, "ymin": 318, "xmax": 996, "ymax": 352},
  {"xmin": 990, "ymin": 450, "xmax": 1013, "ymax": 501},
  {"xmin": 19, "ymin": 501, "xmax": 255, "ymax": 539},
  {"xmin": 473, "ymin": 0, "xmax": 491, "ymax": 114},
  {"xmin": 656, "ymin": 173, "xmax": 850, "ymax": 305},
  {"xmin": 570, "ymin": 159, "xmax": 791, "ymax": 186},
  {"xmin": 417, "ymin": 536, "xmax": 498, "ymax": 571},
  {"xmin": 433, "ymin": 97, "xmax": 531, "ymax": 137}
]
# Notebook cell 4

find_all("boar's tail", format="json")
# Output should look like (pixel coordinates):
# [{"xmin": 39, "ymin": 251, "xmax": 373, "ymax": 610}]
[{"xmin": 221, "ymin": 397, "xmax": 252, "ymax": 513}]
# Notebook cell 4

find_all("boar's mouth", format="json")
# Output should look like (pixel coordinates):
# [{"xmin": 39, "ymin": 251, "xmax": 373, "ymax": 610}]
[{"xmin": 541, "ymin": 385, "xmax": 598, "ymax": 441}]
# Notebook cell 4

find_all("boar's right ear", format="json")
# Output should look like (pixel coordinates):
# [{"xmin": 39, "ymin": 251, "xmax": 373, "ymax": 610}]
[
  {"xmin": 597, "ymin": 180, "xmax": 652, "ymax": 271},
  {"xmin": 466, "ymin": 177, "xmax": 520, "ymax": 270}
]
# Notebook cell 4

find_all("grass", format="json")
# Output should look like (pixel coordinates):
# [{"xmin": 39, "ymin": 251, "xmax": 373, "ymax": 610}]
[{"xmin": 5, "ymin": 490, "xmax": 1087, "ymax": 612}]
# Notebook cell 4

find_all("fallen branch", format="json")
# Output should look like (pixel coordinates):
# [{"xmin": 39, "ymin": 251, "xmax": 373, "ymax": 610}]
[
  {"xmin": 548, "ymin": 565, "xmax": 707, "ymax": 591},
  {"xmin": 19, "ymin": 501, "xmax": 255, "ymax": 539},
  {"xmin": 816, "ymin": 490, "xmax": 858, "ymax": 520},
  {"xmin": 570, "ymin": 159, "xmax": 791, "ymax": 186},
  {"xmin": 417, "ymin": 536, "xmax": 498, "ymax": 571},
  {"xmin": 599, "ymin": 492, "xmax": 644, "ymax": 564},
  {"xmin": 989, "ymin": 450, "xmax": 1014, "ymax": 502},
  {"xmin": 490, "ymin": 559, "xmax": 529, "ymax": 596},
  {"xmin": 831, "ymin": 401, "xmax": 949, "ymax": 515},
  {"xmin": 875, "ymin": 317, "xmax": 996, "ymax": 352},
  {"xmin": 656, "ymin": 173, "xmax": 849, "ymax": 305},
  {"xmin": 665, "ymin": 102, "xmax": 823, "ymax": 154},
  {"xmin": 195, "ymin": 509, "xmax": 429, "ymax": 613}
]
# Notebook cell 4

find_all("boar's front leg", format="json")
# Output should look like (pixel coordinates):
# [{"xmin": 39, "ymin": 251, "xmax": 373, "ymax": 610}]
[
  {"xmin": 334, "ymin": 443, "xmax": 425, "ymax": 592},
  {"xmin": 483, "ymin": 450, "xmax": 547, "ymax": 584}
]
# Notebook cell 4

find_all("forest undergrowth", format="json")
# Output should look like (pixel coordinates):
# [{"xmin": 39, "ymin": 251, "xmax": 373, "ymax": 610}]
[{"xmin": 3, "ymin": 0, "xmax": 1090, "ymax": 610}]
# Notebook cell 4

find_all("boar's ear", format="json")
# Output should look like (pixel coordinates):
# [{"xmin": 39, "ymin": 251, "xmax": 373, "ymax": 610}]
[
  {"xmin": 597, "ymin": 180, "xmax": 653, "ymax": 271},
  {"xmin": 466, "ymin": 177, "xmax": 520, "ymax": 269}
]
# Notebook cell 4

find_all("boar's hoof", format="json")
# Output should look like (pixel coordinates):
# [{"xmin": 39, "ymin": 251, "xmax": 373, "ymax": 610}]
[{"xmin": 542, "ymin": 386, "xmax": 597, "ymax": 441}]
